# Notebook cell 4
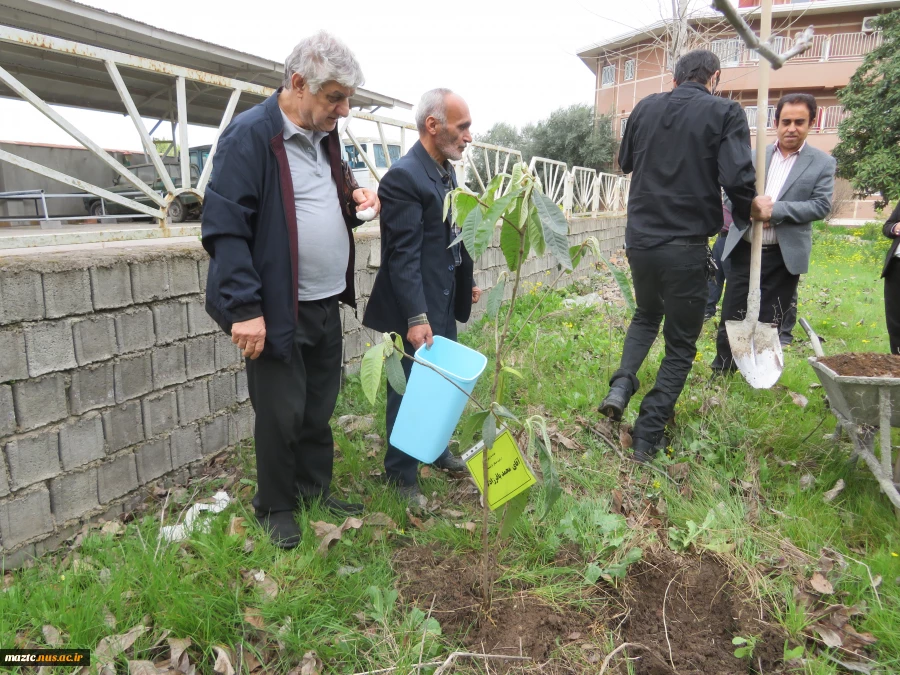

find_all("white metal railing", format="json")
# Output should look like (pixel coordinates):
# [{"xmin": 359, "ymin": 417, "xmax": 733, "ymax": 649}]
[
  {"xmin": 528, "ymin": 156, "xmax": 569, "ymax": 206},
  {"xmin": 571, "ymin": 167, "xmax": 597, "ymax": 214},
  {"xmin": 463, "ymin": 142, "xmax": 524, "ymax": 196},
  {"xmin": 817, "ymin": 105, "xmax": 849, "ymax": 130},
  {"xmin": 744, "ymin": 105, "xmax": 776, "ymax": 130},
  {"xmin": 720, "ymin": 30, "xmax": 881, "ymax": 67}
]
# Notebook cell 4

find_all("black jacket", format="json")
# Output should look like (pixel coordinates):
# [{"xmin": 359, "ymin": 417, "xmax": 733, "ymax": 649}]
[
  {"xmin": 882, "ymin": 201, "xmax": 900, "ymax": 277},
  {"xmin": 363, "ymin": 141, "xmax": 474, "ymax": 337},
  {"xmin": 619, "ymin": 81, "xmax": 757, "ymax": 249},
  {"xmin": 201, "ymin": 91, "xmax": 361, "ymax": 362}
]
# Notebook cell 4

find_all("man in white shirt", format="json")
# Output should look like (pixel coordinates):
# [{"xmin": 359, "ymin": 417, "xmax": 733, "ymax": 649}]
[{"xmin": 712, "ymin": 93, "xmax": 835, "ymax": 373}]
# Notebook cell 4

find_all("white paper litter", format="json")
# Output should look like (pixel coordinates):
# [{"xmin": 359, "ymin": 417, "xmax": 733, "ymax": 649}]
[{"xmin": 158, "ymin": 491, "xmax": 231, "ymax": 542}]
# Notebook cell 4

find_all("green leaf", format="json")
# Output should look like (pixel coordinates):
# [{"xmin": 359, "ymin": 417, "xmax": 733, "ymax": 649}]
[
  {"xmin": 491, "ymin": 403, "xmax": 519, "ymax": 424},
  {"xmin": 469, "ymin": 189, "xmax": 522, "ymax": 260},
  {"xmin": 568, "ymin": 243, "xmax": 586, "ymax": 270},
  {"xmin": 783, "ymin": 643, "xmax": 804, "ymax": 661},
  {"xmin": 482, "ymin": 413, "xmax": 497, "ymax": 449},
  {"xmin": 449, "ymin": 190, "xmax": 479, "ymax": 229},
  {"xmin": 499, "ymin": 491, "xmax": 529, "ymax": 539},
  {"xmin": 732, "ymin": 637, "xmax": 747, "ymax": 646},
  {"xmin": 442, "ymin": 190, "xmax": 452, "ymax": 223},
  {"xmin": 526, "ymin": 206, "xmax": 545, "ymax": 256},
  {"xmin": 385, "ymin": 351, "xmax": 406, "ymax": 395},
  {"xmin": 461, "ymin": 201, "xmax": 486, "ymax": 261},
  {"xmin": 595, "ymin": 249, "xmax": 635, "ymax": 313},
  {"xmin": 501, "ymin": 366, "xmax": 524, "ymax": 379},
  {"xmin": 622, "ymin": 547, "xmax": 643, "ymax": 565},
  {"xmin": 482, "ymin": 173, "xmax": 506, "ymax": 205},
  {"xmin": 393, "ymin": 333, "xmax": 404, "ymax": 353},
  {"xmin": 533, "ymin": 190, "xmax": 572, "ymax": 271},
  {"xmin": 486, "ymin": 273, "xmax": 507, "ymax": 320},
  {"xmin": 584, "ymin": 563, "xmax": 602, "ymax": 585},
  {"xmin": 360, "ymin": 343, "xmax": 384, "ymax": 406},
  {"xmin": 459, "ymin": 410, "xmax": 489, "ymax": 450},
  {"xmin": 499, "ymin": 222, "xmax": 523, "ymax": 272},
  {"xmin": 510, "ymin": 162, "xmax": 524, "ymax": 189},
  {"xmin": 533, "ymin": 428, "xmax": 560, "ymax": 521}
]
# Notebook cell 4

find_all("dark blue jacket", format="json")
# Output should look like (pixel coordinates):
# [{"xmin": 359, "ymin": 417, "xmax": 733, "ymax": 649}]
[
  {"xmin": 363, "ymin": 141, "xmax": 474, "ymax": 338},
  {"xmin": 202, "ymin": 91, "xmax": 361, "ymax": 362}
]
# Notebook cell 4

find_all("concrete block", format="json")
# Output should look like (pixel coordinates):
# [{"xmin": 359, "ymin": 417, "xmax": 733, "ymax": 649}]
[
  {"xmin": 49, "ymin": 468, "xmax": 99, "ymax": 523},
  {"xmin": 134, "ymin": 438, "xmax": 172, "ymax": 484},
  {"xmin": 90, "ymin": 263, "xmax": 133, "ymax": 310},
  {"xmin": 214, "ymin": 333, "xmax": 241, "ymax": 370},
  {"xmin": 141, "ymin": 390, "xmax": 178, "ymax": 437},
  {"xmin": 130, "ymin": 259, "xmax": 170, "ymax": 304},
  {"xmin": 4, "ymin": 430, "xmax": 60, "ymax": 490},
  {"xmin": 12, "ymin": 374, "xmax": 67, "ymax": 431},
  {"xmin": 114, "ymin": 307, "xmax": 155, "ymax": 355},
  {"xmin": 34, "ymin": 522, "xmax": 81, "ymax": 556},
  {"xmin": 69, "ymin": 362, "xmax": 115, "ymax": 415},
  {"xmin": 24, "ymin": 320, "xmax": 77, "ymax": 377},
  {"xmin": 72, "ymin": 315, "xmax": 117, "ymax": 366},
  {"xmin": 197, "ymin": 259, "xmax": 209, "ymax": 293},
  {"xmin": 185, "ymin": 335, "xmax": 216, "ymax": 379},
  {"xmin": 186, "ymin": 298, "xmax": 217, "ymax": 336},
  {"xmin": 0, "ymin": 443, "xmax": 9, "ymax": 498},
  {"xmin": 151, "ymin": 344, "xmax": 186, "ymax": 390},
  {"xmin": 59, "ymin": 413, "xmax": 105, "ymax": 470},
  {"xmin": 0, "ymin": 329, "xmax": 28, "ymax": 384},
  {"xmin": 0, "ymin": 385, "xmax": 14, "ymax": 439},
  {"xmin": 0, "ymin": 271, "xmax": 44, "ymax": 325},
  {"xmin": 209, "ymin": 371, "xmax": 237, "ymax": 412},
  {"xmin": 230, "ymin": 403, "xmax": 255, "ymax": 444},
  {"xmin": 176, "ymin": 380, "xmax": 209, "ymax": 424},
  {"xmin": 168, "ymin": 257, "xmax": 200, "ymax": 296},
  {"xmin": 42, "ymin": 268, "xmax": 92, "ymax": 318},
  {"xmin": 169, "ymin": 424, "xmax": 201, "ymax": 468},
  {"xmin": 97, "ymin": 453, "xmax": 138, "ymax": 503},
  {"xmin": 0, "ymin": 486, "xmax": 53, "ymax": 548},
  {"xmin": 235, "ymin": 370, "xmax": 248, "ymax": 403},
  {"xmin": 113, "ymin": 352, "xmax": 153, "ymax": 403},
  {"xmin": 200, "ymin": 414, "xmax": 230, "ymax": 456},
  {"xmin": 152, "ymin": 301, "xmax": 189, "ymax": 345},
  {"xmin": 88, "ymin": 503, "xmax": 122, "ymax": 525},
  {"xmin": 101, "ymin": 400, "xmax": 144, "ymax": 452}
]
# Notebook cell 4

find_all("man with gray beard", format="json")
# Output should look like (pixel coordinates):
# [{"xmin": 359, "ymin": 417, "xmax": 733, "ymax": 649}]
[{"xmin": 364, "ymin": 88, "xmax": 481, "ymax": 502}]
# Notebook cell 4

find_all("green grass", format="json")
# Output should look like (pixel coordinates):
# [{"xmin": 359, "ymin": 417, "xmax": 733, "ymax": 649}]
[{"xmin": 1, "ymin": 226, "xmax": 897, "ymax": 674}]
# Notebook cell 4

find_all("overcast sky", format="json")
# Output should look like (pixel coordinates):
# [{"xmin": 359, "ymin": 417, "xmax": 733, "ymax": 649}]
[{"xmin": 0, "ymin": 0, "xmax": 713, "ymax": 151}]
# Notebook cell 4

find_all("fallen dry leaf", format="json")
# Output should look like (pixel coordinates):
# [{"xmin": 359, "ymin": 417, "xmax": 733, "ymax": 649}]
[
  {"xmin": 336, "ymin": 415, "xmax": 374, "ymax": 435},
  {"xmin": 127, "ymin": 661, "xmax": 168, "ymax": 675},
  {"xmin": 310, "ymin": 517, "xmax": 364, "ymax": 556},
  {"xmin": 420, "ymin": 466, "xmax": 434, "ymax": 478},
  {"xmin": 441, "ymin": 509, "xmax": 465, "ymax": 519},
  {"xmin": 800, "ymin": 473, "xmax": 815, "ymax": 491},
  {"xmin": 456, "ymin": 522, "xmax": 477, "ymax": 533},
  {"xmin": 95, "ymin": 625, "xmax": 149, "ymax": 673},
  {"xmin": 100, "ymin": 521, "xmax": 125, "ymax": 537},
  {"xmin": 337, "ymin": 565, "xmax": 363, "ymax": 577},
  {"xmin": 227, "ymin": 517, "xmax": 248, "ymax": 537},
  {"xmin": 299, "ymin": 650, "xmax": 323, "ymax": 675},
  {"xmin": 242, "ymin": 569, "xmax": 279, "ymax": 601},
  {"xmin": 814, "ymin": 623, "xmax": 843, "ymax": 648},
  {"xmin": 103, "ymin": 607, "xmax": 117, "ymax": 630},
  {"xmin": 244, "ymin": 608, "xmax": 265, "ymax": 630},
  {"xmin": 667, "ymin": 463, "xmax": 690, "ymax": 480},
  {"xmin": 42, "ymin": 625, "xmax": 63, "ymax": 647},
  {"xmin": 362, "ymin": 513, "xmax": 397, "ymax": 529},
  {"xmin": 213, "ymin": 646, "xmax": 235, "ymax": 675},
  {"xmin": 618, "ymin": 427, "xmax": 633, "ymax": 449},
  {"xmin": 823, "ymin": 479, "xmax": 845, "ymax": 503},
  {"xmin": 243, "ymin": 538, "xmax": 255, "ymax": 554},
  {"xmin": 168, "ymin": 637, "xmax": 191, "ymax": 665},
  {"xmin": 810, "ymin": 572, "xmax": 835, "ymax": 595},
  {"xmin": 789, "ymin": 391, "xmax": 809, "ymax": 408},
  {"xmin": 566, "ymin": 632, "xmax": 582, "ymax": 640}
]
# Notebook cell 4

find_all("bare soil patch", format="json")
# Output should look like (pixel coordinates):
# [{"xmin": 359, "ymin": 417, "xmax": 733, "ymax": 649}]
[
  {"xmin": 622, "ymin": 550, "xmax": 785, "ymax": 675},
  {"xmin": 393, "ymin": 547, "xmax": 594, "ymax": 669},
  {"xmin": 819, "ymin": 352, "xmax": 900, "ymax": 378}
]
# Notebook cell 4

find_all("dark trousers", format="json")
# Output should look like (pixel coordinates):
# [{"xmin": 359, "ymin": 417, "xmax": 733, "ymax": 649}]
[
  {"xmin": 780, "ymin": 286, "xmax": 799, "ymax": 344},
  {"xmin": 385, "ymin": 324, "xmax": 456, "ymax": 487},
  {"xmin": 611, "ymin": 241, "xmax": 708, "ymax": 445},
  {"xmin": 706, "ymin": 231, "xmax": 730, "ymax": 317},
  {"xmin": 713, "ymin": 240, "xmax": 799, "ymax": 370},
  {"xmin": 886, "ymin": 261, "xmax": 900, "ymax": 355},
  {"xmin": 246, "ymin": 296, "xmax": 342, "ymax": 514}
]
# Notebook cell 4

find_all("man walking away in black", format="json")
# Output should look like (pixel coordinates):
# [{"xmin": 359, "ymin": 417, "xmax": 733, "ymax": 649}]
[{"xmin": 598, "ymin": 49, "xmax": 771, "ymax": 463}]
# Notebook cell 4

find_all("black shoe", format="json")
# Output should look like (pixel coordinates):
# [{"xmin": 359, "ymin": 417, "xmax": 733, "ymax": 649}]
[
  {"xmin": 704, "ymin": 312, "xmax": 716, "ymax": 322},
  {"xmin": 301, "ymin": 494, "xmax": 364, "ymax": 517},
  {"xmin": 255, "ymin": 510, "xmax": 301, "ymax": 549},
  {"xmin": 395, "ymin": 482, "xmax": 427, "ymax": 508},
  {"xmin": 598, "ymin": 378, "xmax": 633, "ymax": 422},
  {"xmin": 632, "ymin": 438, "xmax": 659, "ymax": 464},
  {"xmin": 433, "ymin": 452, "xmax": 466, "ymax": 473}
]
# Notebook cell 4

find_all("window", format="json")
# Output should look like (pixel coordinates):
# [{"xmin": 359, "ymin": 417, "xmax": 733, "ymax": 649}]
[
  {"xmin": 373, "ymin": 143, "xmax": 402, "ymax": 168},
  {"xmin": 624, "ymin": 59, "xmax": 636, "ymax": 81},
  {"xmin": 601, "ymin": 64, "xmax": 616, "ymax": 87},
  {"xmin": 710, "ymin": 38, "xmax": 742, "ymax": 66},
  {"xmin": 744, "ymin": 105, "xmax": 777, "ymax": 129},
  {"xmin": 136, "ymin": 166, "xmax": 156, "ymax": 184},
  {"xmin": 620, "ymin": 117, "xmax": 628, "ymax": 138},
  {"xmin": 344, "ymin": 144, "xmax": 366, "ymax": 169}
]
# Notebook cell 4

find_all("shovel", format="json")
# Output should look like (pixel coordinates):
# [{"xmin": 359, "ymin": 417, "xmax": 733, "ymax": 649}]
[{"xmin": 725, "ymin": 0, "xmax": 783, "ymax": 389}]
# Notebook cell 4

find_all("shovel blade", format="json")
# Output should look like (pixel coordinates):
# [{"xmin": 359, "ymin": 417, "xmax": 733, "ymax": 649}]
[{"xmin": 725, "ymin": 319, "xmax": 784, "ymax": 389}]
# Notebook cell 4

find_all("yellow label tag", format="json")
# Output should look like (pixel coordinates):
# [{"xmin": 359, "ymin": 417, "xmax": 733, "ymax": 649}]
[{"xmin": 462, "ymin": 428, "xmax": 537, "ymax": 510}]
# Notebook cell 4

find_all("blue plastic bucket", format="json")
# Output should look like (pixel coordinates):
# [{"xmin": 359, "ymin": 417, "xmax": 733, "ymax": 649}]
[{"xmin": 390, "ymin": 335, "xmax": 488, "ymax": 463}]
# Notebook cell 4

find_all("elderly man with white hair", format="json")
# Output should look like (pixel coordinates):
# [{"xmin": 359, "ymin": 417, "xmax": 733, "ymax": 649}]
[
  {"xmin": 202, "ymin": 31, "xmax": 379, "ymax": 549},
  {"xmin": 364, "ymin": 88, "xmax": 481, "ymax": 502}
]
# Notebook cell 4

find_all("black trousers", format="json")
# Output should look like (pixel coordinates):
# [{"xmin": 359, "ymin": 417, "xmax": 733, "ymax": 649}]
[
  {"xmin": 611, "ymin": 241, "xmax": 708, "ymax": 445},
  {"xmin": 713, "ymin": 240, "xmax": 799, "ymax": 370},
  {"xmin": 385, "ymin": 324, "xmax": 456, "ymax": 487},
  {"xmin": 886, "ymin": 260, "xmax": 900, "ymax": 355},
  {"xmin": 780, "ymin": 285, "xmax": 799, "ymax": 344},
  {"xmin": 706, "ymin": 231, "xmax": 729, "ymax": 316},
  {"xmin": 246, "ymin": 296, "xmax": 342, "ymax": 514}
]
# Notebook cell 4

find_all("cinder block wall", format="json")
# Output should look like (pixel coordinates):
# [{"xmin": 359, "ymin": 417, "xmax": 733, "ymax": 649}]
[{"xmin": 0, "ymin": 213, "xmax": 624, "ymax": 567}]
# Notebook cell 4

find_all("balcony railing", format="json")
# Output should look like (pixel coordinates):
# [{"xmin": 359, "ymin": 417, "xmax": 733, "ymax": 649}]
[
  {"xmin": 743, "ymin": 104, "xmax": 848, "ymax": 131},
  {"xmin": 709, "ymin": 31, "xmax": 881, "ymax": 68}
]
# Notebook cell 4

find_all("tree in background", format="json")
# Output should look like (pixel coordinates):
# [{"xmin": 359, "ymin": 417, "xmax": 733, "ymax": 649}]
[
  {"xmin": 474, "ymin": 104, "xmax": 616, "ymax": 173},
  {"xmin": 832, "ymin": 9, "xmax": 900, "ymax": 209}
]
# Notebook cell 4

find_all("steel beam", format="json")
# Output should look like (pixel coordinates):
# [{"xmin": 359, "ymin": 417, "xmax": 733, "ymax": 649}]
[{"xmin": 197, "ymin": 88, "xmax": 241, "ymax": 194}]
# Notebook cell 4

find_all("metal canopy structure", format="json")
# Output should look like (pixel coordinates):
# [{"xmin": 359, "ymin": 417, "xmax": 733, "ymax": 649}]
[{"xmin": 0, "ymin": 0, "xmax": 411, "ymax": 125}]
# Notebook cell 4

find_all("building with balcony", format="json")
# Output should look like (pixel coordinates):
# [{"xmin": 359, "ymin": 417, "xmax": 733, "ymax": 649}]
[{"xmin": 576, "ymin": 0, "xmax": 898, "ymax": 220}]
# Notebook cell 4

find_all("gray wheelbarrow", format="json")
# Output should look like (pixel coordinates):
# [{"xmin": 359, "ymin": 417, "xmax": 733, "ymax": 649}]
[{"xmin": 800, "ymin": 318, "xmax": 900, "ymax": 514}]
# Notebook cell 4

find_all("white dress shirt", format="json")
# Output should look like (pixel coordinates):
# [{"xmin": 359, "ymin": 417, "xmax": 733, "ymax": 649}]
[{"xmin": 744, "ymin": 141, "xmax": 805, "ymax": 245}]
